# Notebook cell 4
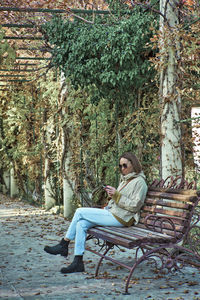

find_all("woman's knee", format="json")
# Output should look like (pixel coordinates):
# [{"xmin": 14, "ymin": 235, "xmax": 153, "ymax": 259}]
[
  {"xmin": 75, "ymin": 207, "xmax": 92, "ymax": 216},
  {"xmin": 77, "ymin": 219, "xmax": 93, "ymax": 232},
  {"xmin": 75, "ymin": 207, "xmax": 85, "ymax": 216}
]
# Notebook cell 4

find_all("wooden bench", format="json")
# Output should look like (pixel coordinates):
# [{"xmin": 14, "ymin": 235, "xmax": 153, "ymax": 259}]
[{"xmin": 86, "ymin": 177, "xmax": 200, "ymax": 294}]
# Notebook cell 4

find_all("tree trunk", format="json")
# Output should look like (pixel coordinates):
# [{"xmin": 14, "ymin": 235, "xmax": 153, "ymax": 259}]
[
  {"xmin": 63, "ymin": 156, "xmax": 73, "ymax": 218},
  {"xmin": 10, "ymin": 168, "xmax": 18, "ymax": 197},
  {"xmin": 60, "ymin": 73, "xmax": 74, "ymax": 218},
  {"xmin": 2, "ymin": 169, "xmax": 10, "ymax": 194},
  {"xmin": 44, "ymin": 118, "xmax": 56, "ymax": 210},
  {"xmin": 44, "ymin": 157, "xmax": 55, "ymax": 210},
  {"xmin": 191, "ymin": 107, "xmax": 200, "ymax": 173},
  {"xmin": 160, "ymin": 0, "xmax": 183, "ymax": 179}
]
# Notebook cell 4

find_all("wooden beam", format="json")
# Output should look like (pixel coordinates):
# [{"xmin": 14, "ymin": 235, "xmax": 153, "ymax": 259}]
[
  {"xmin": 2, "ymin": 23, "xmax": 35, "ymax": 28},
  {"xmin": 0, "ymin": 69, "xmax": 36, "ymax": 72},
  {"xmin": 16, "ymin": 57, "xmax": 51, "ymax": 60},
  {"xmin": 0, "ymin": 7, "xmax": 109, "ymax": 15},
  {"xmin": 4, "ymin": 36, "xmax": 43, "ymax": 40},
  {"xmin": 0, "ymin": 75, "xmax": 26, "ymax": 77}
]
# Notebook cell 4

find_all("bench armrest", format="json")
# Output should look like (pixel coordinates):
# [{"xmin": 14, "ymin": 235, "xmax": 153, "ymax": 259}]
[{"xmin": 144, "ymin": 214, "xmax": 179, "ymax": 238}]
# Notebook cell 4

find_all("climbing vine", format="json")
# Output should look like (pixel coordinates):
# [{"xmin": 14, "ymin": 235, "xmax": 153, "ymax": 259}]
[
  {"xmin": 149, "ymin": 4, "xmax": 200, "ymax": 179},
  {"xmin": 0, "ymin": 27, "xmax": 16, "ymax": 67},
  {"xmin": 0, "ymin": 0, "xmax": 199, "ymax": 206},
  {"xmin": 42, "ymin": 7, "xmax": 158, "ymax": 105},
  {"xmin": 51, "ymin": 81, "xmax": 160, "ymax": 198}
]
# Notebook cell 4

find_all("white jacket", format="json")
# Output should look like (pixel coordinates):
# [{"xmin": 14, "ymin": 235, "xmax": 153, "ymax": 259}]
[{"xmin": 107, "ymin": 171, "xmax": 148, "ymax": 226}]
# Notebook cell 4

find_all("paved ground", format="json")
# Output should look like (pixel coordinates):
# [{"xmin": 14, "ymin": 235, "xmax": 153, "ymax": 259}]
[{"xmin": 0, "ymin": 194, "xmax": 200, "ymax": 300}]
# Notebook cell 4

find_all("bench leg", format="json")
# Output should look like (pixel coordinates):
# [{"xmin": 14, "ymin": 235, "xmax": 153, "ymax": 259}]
[
  {"xmin": 124, "ymin": 246, "xmax": 170, "ymax": 294},
  {"xmin": 124, "ymin": 244, "xmax": 193, "ymax": 294},
  {"xmin": 95, "ymin": 243, "xmax": 114, "ymax": 277},
  {"xmin": 125, "ymin": 256, "xmax": 144, "ymax": 294}
]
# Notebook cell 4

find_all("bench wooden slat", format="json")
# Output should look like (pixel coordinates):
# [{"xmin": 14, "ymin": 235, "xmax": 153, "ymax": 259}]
[
  {"xmin": 96, "ymin": 227, "xmax": 149, "ymax": 240},
  {"xmin": 142, "ymin": 206, "xmax": 189, "ymax": 218},
  {"xmin": 88, "ymin": 226, "xmax": 175, "ymax": 249},
  {"xmin": 88, "ymin": 227, "xmax": 136, "ymax": 248},
  {"xmin": 97, "ymin": 225, "xmax": 182, "ymax": 240},
  {"xmin": 140, "ymin": 212, "xmax": 189, "ymax": 227},
  {"xmin": 145, "ymin": 198, "xmax": 191, "ymax": 209},
  {"xmin": 138, "ymin": 218, "xmax": 184, "ymax": 233},
  {"xmin": 147, "ymin": 191, "xmax": 197, "ymax": 202},
  {"xmin": 100, "ymin": 226, "xmax": 171, "ymax": 239},
  {"xmin": 136, "ymin": 223, "xmax": 184, "ymax": 237},
  {"xmin": 148, "ymin": 187, "xmax": 198, "ymax": 197}
]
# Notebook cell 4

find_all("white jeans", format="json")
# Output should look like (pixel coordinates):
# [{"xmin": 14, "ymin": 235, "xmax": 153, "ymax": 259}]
[{"xmin": 65, "ymin": 207, "xmax": 123, "ymax": 255}]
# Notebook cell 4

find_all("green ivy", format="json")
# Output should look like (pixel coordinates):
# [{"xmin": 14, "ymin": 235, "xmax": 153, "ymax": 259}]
[
  {"xmin": 0, "ymin": 27, "xmax": 16, "ymax": 67},
  {"xmin": 42, "ymin": 8, "xmax": 158, "ymax": 104}
]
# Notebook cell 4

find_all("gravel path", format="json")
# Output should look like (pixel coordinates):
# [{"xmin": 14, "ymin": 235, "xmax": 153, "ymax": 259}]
[{"xmin": 0, "ymin": 194, "xmax": 200, "ymax": 300}]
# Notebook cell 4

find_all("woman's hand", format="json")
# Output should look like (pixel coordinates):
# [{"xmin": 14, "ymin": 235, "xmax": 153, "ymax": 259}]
[{"xmin": 104, "ymin": 185, "xmax": 116, "ymax": 197}]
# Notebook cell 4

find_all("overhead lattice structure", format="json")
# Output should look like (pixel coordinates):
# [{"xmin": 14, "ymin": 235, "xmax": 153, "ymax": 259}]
[{"xmin": 0, "ymin": 6, "xmax": 109, "ymax": 92}]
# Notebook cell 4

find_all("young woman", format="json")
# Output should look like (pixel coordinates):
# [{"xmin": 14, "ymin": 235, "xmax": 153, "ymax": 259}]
[{"xmin": 44, "ymin": 152, "xmax": 148, "ymax": 274}]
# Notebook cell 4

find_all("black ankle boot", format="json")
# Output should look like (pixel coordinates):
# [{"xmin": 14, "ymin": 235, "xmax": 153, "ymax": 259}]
[
  {"xmin": 44, "ymin": 238, "xmax": 69, "ymax": 257},
  {"xmin": 60, "ymin": 256, "xmax": 85, "ymax": 274}
]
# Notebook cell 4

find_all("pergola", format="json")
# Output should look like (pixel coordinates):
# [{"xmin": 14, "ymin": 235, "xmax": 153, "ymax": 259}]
[{"xmin": 0, "ymin": 6, "xmax": 109, "ymax": 92}]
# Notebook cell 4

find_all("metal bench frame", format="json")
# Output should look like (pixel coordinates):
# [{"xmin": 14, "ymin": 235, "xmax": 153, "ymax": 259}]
[{"xmin": 86, "ymin": 177, "xmax": 200, "ymax": 294}]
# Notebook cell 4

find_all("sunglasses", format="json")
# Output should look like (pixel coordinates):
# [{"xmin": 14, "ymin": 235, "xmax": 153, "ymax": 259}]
[{"xmin": 119, "ymin": 163, "xmax": 128, "ymax": 169}]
